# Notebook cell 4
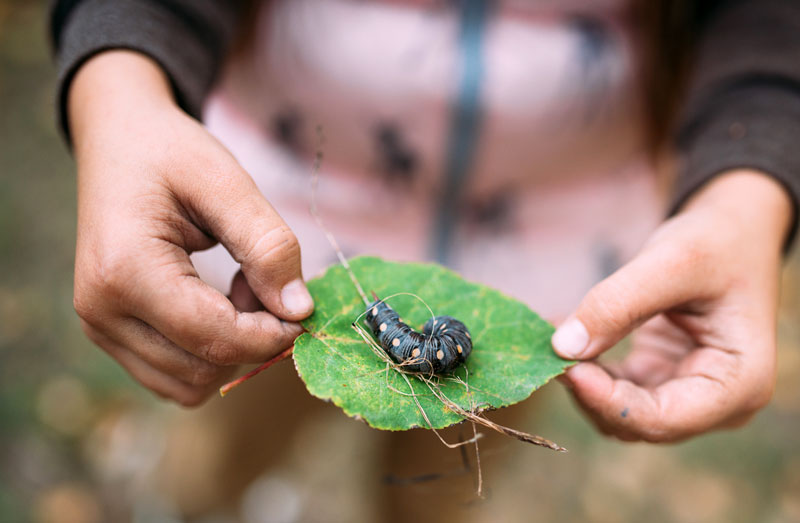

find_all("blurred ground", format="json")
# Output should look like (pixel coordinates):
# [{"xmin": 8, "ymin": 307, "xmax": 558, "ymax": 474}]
[{"xmin": 1, "ymin": 1, "xmax": 800, "ymax": 522}]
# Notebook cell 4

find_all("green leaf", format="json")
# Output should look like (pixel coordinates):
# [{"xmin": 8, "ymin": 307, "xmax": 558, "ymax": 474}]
[{"xmin": 294, "ymin": 256, "xmax": 572, "ymax": 430}]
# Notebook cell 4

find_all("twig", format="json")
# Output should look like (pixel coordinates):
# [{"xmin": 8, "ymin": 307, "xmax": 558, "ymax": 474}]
[{"xmin": 219, "ymin": 346, "xmax": 294, "ymax": 397}]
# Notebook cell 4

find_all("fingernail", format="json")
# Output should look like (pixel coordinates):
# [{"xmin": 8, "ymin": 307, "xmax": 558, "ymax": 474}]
[
  {"xmin": 281, "ymin": 279, "xmax": 314, "ymax": 315},
  {"xmin": 552, "ymin": 318, "xmax": 590, "ymax": 359}
]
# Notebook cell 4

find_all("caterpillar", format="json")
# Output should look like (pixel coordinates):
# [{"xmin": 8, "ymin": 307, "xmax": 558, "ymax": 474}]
[{"xmin": 364, "ymin": 298, "xmax": 472, "ymax": 374}]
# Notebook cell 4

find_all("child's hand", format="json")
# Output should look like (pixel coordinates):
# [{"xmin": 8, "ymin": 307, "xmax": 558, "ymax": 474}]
[
  {"xmin": 69, "ymin": 51, "xmax": 313, "ymax": 406},
  {"xmin": 552, "ymin": 170, "xmax": 792, "ymax": 441}
]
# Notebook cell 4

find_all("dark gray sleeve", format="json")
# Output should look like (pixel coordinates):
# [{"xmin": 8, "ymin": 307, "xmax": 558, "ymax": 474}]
[
  {"xmin": 50, "ymin": 0, "xmax": 246, "ymax": 143},
  {"xmin": 672, "ymin": 0, "xmax": 800, "ymax": 247}
]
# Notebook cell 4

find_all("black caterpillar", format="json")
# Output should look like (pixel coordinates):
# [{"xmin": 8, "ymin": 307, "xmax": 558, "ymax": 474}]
[{"xmin": 364, "ymin": 299, "xmax": 473, "ymax": 374}]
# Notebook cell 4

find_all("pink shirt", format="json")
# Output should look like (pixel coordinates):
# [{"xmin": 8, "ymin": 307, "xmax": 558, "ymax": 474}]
[{"xmin": 193, "ymin": 0, "xmax": 665, "ymax": 321}]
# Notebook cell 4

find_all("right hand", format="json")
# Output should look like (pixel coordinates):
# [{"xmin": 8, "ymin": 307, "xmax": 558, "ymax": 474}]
[{"xmin": 69, "ymin": 51, "xmax": 314, "ymax": 406}]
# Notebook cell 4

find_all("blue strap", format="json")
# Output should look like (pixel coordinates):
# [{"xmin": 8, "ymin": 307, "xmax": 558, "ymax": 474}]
[{"xmin": 431, "ymin": 0, "xmax": 491, "ymax": 263}]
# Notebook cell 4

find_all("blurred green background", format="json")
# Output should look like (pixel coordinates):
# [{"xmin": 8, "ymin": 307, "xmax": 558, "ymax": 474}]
[{"xmin": 2, "ymin": 1, "xmax": 800, "ymax": 522}]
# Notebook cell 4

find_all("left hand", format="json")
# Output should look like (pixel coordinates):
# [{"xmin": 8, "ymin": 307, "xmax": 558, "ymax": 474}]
[{"xmin": 552, "ymin": 170, "xmax": 792, "ymax": 442}]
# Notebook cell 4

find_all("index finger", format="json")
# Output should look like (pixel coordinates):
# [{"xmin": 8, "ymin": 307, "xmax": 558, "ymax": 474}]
[
  {"xmin": 562, "ymin": 348, "xmax": 758, "ymax": 442},
  {"xmin": 124, "ymin": 253, "xmax": 304, "ymax": 365},
  {"xmin": 172, "ymin": 155, "xmax": 312, "ymax": 321}
]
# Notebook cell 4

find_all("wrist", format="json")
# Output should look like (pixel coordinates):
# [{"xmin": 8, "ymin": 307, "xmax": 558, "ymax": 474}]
[
  {"xmin": 68, "ymin": 50, "xmax": 177, "ymax": 154},
  {"xmin": 681, "ymin": 170, "xmax": 793, "ymax": 253}
]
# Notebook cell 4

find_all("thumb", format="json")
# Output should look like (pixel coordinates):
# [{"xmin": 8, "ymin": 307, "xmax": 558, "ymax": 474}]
[
  {"xmin": 551, "ymin": 248, "xmax": 696, "ymax": 360},
  {"xmin": 177, "ymin": 158, "xmax": 313, "ymax": 321}
]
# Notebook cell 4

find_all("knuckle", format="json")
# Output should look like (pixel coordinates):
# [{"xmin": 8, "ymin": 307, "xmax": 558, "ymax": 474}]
[
  {"xmin": 661, "ymin": 236, "xmax": 715, "ymax": 277},
  {"xmin": 187, "ymin": 362, "xmax": 223, "ymax": 387},
  {"xmin": 78, "ymin": 248, "xmax": 137, "ymax": 305},
  {"xmin": 73, "ymin": 289, "xmax": 101, "ymax": 323},
  {"xmin": 244, "ymin": 226, "xmax": 301, "ymax": 273},
  {"xmin": 639, "ymin": 422, "xmax": 672, "ymax": 443},
  {"xmin": 178, "ymin": 288, "xmax": 235, "ymax": 336},
  {"xmin": 206, "ymin": 294, "xmax": 236, "ymax": 325},
  {"xmin": 745, "ymin": 375, "xmax": 775, "ymax": 412},
  {"xmin": 671, "ymin": 238, "xmax": 706, "ymax": 266},
  {"xmin": 74, "ymin": 269, "xmax": 112, "ymax": 323},
  {"xmin": 180, "ymin": 295, "xmax": 241, "ymax": 363},
  {"xmin": 98, "ymin": 253, "xmax": 135, "ymax": 298},
  {"xmin": 584, "ymin": 280, "xmax": 636, "ymax": 333},
  {"xmin": 736, "ymin": 353, "xmax": 776, "ymax": 413},
  {"xmin": 200, "ymin": 337, "xmax": 240, "ymax": 366},
  {"xmin": 752, "ymin": 385, "xmax": 775, "ymax": 411}
]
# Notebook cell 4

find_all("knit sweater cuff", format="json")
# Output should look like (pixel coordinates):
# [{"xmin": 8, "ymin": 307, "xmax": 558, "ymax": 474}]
[
  {"xmin": 673, "ymin": 82, "xmax": 800, "ymax": 249},
  {"xmin": 53, "ymin": 0, "xmax": 237, "ymax": 144}
]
